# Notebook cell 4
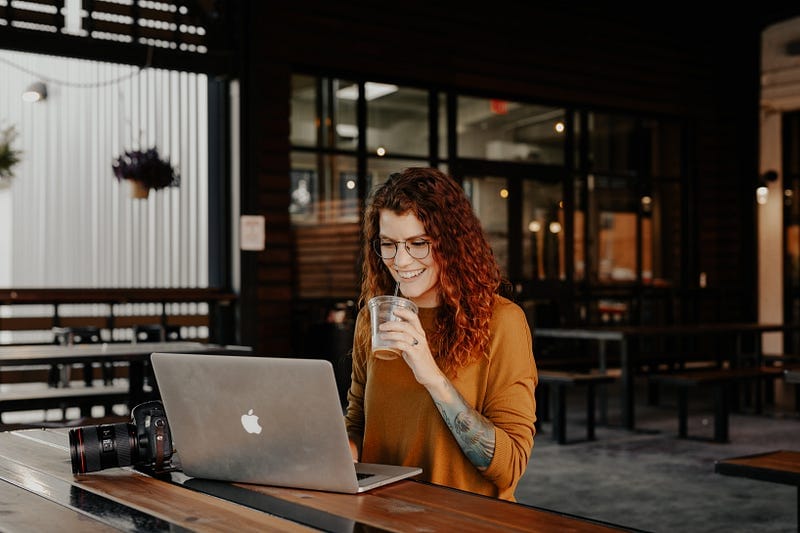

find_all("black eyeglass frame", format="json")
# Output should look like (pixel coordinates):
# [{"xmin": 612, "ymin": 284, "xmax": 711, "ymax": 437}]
[{"xmin": 372, "ymin": 239, "xmax": 432, "ymax": 260}]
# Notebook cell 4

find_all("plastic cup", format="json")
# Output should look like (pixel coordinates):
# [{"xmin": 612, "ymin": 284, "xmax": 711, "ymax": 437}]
[{"xmin": 368, "ymin": 295, "xmax": 419, "ymax": 360}]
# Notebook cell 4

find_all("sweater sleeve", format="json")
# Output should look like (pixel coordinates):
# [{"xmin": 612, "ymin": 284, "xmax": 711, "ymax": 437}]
[
  {"xmin": 344, "ymin": 308, "xmax": 370, "ymax": 444},
  {"xmin": 480, "ymin": 298, "xmax": 537, "ymax": 492}
]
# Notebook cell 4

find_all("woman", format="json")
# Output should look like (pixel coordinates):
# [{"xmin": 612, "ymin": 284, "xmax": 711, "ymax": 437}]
[{"xmin": 345, "ymin": 167, "xmax": 537, "ymax": 501}]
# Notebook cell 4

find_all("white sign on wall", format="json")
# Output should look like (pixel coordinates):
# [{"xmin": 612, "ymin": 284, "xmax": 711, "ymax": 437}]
[{"xmin": 240, "ymin": 215, "xmax": 266, "ymax": 251}]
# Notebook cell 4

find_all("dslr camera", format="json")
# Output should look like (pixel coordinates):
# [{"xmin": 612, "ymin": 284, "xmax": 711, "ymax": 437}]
[{"xmin": 69, "ymin": 400, "xmax": 173, "ymax": 474}]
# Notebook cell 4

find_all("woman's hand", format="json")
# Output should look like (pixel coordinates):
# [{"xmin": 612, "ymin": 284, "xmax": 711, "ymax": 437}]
[{"xmin": 378, "ymin": 307, "xmax": 443, "ymax": 386}]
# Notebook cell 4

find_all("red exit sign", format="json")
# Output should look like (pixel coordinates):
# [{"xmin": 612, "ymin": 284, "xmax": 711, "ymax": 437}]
[{"xmin": 490, "ymin": 99, "xmax": 508, "ymax": 114}]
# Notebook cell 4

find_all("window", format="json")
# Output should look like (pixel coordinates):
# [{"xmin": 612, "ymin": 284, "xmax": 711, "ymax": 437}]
[
  {"xmin": 289, "ymin": 75, "xmax": 433, "ymax": 298},
  {"xmin": 522, "ymin": 180, "xmax": 564, "ymax": 281},
  {"xmin": 289, "ymin": 74, "xmax": 687, "ymax": 326},
  {"xmin": 463, "ymin": 176, "xmax": 510, "ymax": 276},
  {"xmin": 457, "ymin": 97, "xmax": 565, "ymax": 164},
  {"xmin": 366, "ymin": 85, "xmax": 428, "ymax": 158}
]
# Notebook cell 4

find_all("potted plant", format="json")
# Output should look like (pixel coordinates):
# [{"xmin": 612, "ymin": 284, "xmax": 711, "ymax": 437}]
[
  {"xmin": 112, "ymin": 147, "xmax": 180, "ymax": 199},
  {"xmin": 0, "ymin": 124, "xmax": 22, "ymax": 188}
]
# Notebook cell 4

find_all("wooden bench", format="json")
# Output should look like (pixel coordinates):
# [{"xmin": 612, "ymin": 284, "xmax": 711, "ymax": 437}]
[
  {"xmin": 648, "ymin": 366, "xmax": 785, "ymax": 443},
  {"xmin": 536, "ymin": 370, "xmax": 617, "ymax": 444},
  {"xmin": 0, "ymin": 384, "xmax": 129, "ymax": 426},
  {"xmin": 0, "ymin": 287, "xmax": 237, "ymax": 345}
]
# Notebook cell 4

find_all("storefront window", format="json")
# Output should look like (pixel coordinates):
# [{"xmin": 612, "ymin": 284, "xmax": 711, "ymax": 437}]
[
  {"xmin": 457, "ymin": 97, "xmax": 565, "ymax": 164},
  {"xmin": 589, "ymin": 113, "xmax": 637, "ymax": 174},
  {"xmin": 289, "ymin": 76, "xmax": 436, "ymax": 298},
  {"xmin": 366, "ymin": 84, "xmax": 429, "ymax": 158},
  {"xmin": 290, "ymin": 152, "xmax": 360, "ymax": 225},
  {"xmin": 587, "ymin": 174, "xmax": 640, "ymax": 283},
  {"xmin": 574, "ymin": 174, "xmax": 586, "ymax": 282},
  {"xmin": 290, "ymin": 75, "xmax": 358, "ymax": 151},
  {"xmin": 367, "ymin": 158, "xmax": 430, "ymax": 195},
  {"xmin": 463, "ymin": 176, "xmax": 509, "ymax": 276},
  {"xmin": 522, "ymin": 180, "xmax": 564, "ymax": 281},
  {"xmin": 648, "ymin": 119, "xmax": 682, "ymax": 178},
  {"xmin": 289, "ymin": 74, "xmax": 686, "ymax": 322},
  {"xmin": 290, "ymin": 74, "xmax": 317, "ymax": 147}
]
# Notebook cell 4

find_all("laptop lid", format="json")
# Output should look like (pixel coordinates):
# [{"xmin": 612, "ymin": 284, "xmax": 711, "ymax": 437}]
[{"xmin": 150, "ymin": 352, "xmax": 421, "ymax": 493}]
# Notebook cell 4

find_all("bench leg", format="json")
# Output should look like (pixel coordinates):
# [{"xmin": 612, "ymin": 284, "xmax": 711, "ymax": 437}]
[
  {"xmin": 677, "ymin": 388, "xmax": 688, "ymax": 438},
  {"xmin": 795, "ymin": 384, "xmax": 800, "ymax": 413},
  {"xmin": 586, "ymin": 383, "xmax": 596, "ymax": 441},
  {"xmin": 48, "ymin": 364, "xmax": 59, "ymax": 388},
  {"xmin": 763, "ymin": 378, "xmax": 774, "ymax": 407},
  {"xmin": 534, "ymin": 383, "xmax": 549, "ymax": 433},
  {"xmin": 753, "ymin": 378, "xmax": 763, "ymax": 414},
  {"xmin": 713, "ymin": 383, "xmax": 729, "ymax": 443},
  {"xmin": 83, "ymin": 362, "xmax": 94, "ymax": 387},
  {"xmin": 552, "ymin": 384, "xmax": 567, "ymax": 445},
  {"xmin": 647, "ymin": 380, "xmax": 660, "ymax": 406},
  {"xmin": 102, "ymin": 362, "xmax": 115, "ymax": 385},
  {"xmin": 538, "ymin": 382, "xmax": 550, "ymax": 422}
]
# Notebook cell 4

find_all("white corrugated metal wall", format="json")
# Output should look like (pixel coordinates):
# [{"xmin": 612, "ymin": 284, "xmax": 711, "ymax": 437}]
[{"xmin": 0, "ymin": 49, "xmax": 209, "ymax": 289}]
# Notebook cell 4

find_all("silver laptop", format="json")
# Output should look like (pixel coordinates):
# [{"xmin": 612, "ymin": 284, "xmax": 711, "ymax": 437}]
[{"xmin": 150, "ymin": 352, "xmax": 422, "ymax": 493}]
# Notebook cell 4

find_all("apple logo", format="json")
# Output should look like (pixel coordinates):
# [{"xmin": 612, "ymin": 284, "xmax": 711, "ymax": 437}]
[{"xmin": 241, "ymin": 408, "xmax": 263, "ymax": 434}]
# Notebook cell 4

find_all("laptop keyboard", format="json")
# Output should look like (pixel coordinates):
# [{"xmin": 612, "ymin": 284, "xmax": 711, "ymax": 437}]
[{"xmin": 356, "ymin": 472, "xmax": 375, "ymax": 480}]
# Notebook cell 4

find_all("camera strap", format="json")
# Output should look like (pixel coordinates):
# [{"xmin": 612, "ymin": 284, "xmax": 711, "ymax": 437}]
[{"xmin": 153, "ymin": 419, "xmax": 167, "ymax": 471}]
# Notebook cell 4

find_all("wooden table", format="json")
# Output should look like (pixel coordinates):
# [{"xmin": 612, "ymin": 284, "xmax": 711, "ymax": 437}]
[
  {"xmin": 534, "ymin": 323, "xmax": 796, "ymax": 431},
  {"xmin": 0, "ymin": 341, "xmax": 252, "ymax": 407},
  {"xmin": 715, "ymin": 450, "xmax": 800, "ymax": 531},
  {"xmin": 0, "ymin": 428, "xmax": 639, "ymax": 532}
]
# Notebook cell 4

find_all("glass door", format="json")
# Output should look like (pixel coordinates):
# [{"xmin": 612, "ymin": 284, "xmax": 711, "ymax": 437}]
[{"xmin": 460, "ymin": 165, "xmax": 570, "ymax": 327}]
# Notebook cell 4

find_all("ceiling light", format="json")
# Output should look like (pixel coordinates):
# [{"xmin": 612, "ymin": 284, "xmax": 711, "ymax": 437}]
[
  {"xmin": 337, "ymin": 82, "xmax": 398, "ymax": 101},
  {"xmin": 22, "ymin": 81, "xmax": 47, "ymax": 102},
  {"xmin": 335, "ymin": 124, "xmax": 358, "ymax": 138}
]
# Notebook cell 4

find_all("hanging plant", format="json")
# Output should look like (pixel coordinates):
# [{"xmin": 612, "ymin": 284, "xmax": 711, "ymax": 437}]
[
  {"xmin": 0, "ymin": 124, "xmax": 23, "ymax": 186},
  {"xmin": 112, "ymin": 147, "xmax": 180, "ymax": 198}
]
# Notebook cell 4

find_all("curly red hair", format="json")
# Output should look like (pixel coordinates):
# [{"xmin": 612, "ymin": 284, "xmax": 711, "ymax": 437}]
[{"xmin": 359, "ymin": 167, "xmax": 501, "ymax": 374}]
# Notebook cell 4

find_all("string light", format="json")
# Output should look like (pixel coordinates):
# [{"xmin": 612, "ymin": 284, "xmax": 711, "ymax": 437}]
[{"xmin": 0, "ymin": 51, "xmax": 147, "ymax": 90}]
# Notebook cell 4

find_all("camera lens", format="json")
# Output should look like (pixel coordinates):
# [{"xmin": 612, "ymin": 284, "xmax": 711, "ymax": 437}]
[{"xmin": 69, "ymin": 423, "xmax": 137, "ymax": 474}]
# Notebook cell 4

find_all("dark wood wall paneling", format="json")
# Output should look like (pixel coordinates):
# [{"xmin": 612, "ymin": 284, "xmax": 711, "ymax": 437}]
[
  {"xmin": 241, "ymin": 3, "xmax": 789, "ymax": 353},
  {"xmin": 238, "ymin": 32, "xmax": 293, "ymax": 354}
]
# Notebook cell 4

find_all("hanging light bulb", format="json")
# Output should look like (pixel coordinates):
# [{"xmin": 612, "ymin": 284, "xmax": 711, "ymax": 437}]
[{"xmin": 756, "ymin": 186, "xmax": 769, "ymax": 205}]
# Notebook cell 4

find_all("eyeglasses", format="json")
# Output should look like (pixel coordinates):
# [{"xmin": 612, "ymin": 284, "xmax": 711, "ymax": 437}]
[{"xmin": 372, "ymin": 239, "xmax": 431, "ymax": 260}]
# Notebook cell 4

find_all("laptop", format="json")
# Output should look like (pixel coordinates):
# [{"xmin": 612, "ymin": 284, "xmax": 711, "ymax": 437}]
[{"xmin": 150, "ymin": 352, "xmax": 422, "ymax": 493}]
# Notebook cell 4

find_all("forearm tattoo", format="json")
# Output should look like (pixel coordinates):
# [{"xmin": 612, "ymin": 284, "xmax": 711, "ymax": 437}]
[{"xmin": 432, "ymin": 379, "xmax": 495, "ymax": 471}]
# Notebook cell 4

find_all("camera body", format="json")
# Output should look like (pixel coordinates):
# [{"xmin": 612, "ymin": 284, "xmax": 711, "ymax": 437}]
[{"xmin": 69, "ymin": 400, "xmax": 173, "ymax": 474}]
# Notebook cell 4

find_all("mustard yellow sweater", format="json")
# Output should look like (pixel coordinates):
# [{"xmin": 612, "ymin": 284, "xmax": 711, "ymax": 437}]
[{"xmin": 345, "ymin": 295, "xmax": 537, "ymax": 501}]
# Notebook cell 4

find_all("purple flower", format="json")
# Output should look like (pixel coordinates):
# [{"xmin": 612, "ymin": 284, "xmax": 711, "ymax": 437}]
[{"xmin": 112, "ymin": 148, "xmax": 179, "ymax": 190}]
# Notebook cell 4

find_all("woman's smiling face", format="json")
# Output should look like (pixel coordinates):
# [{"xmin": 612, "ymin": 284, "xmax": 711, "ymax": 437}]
[{"xmin": 378, "ymin": 210, "xmax": 440, "ymax": 308}]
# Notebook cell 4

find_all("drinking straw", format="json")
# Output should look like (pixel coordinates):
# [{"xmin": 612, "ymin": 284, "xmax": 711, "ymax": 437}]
[{"xmin": 394, "ymin": 281, "xmax": 400, "ymax": 297}]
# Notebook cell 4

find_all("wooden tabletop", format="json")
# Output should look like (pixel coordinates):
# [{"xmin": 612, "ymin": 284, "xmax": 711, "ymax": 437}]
[
  {"xmin": 0, "ymin": 429, "xmax": 637, "ymax": 532},
  {"xmin": 715, "ymin": 450, "xmax": 800, "ymax": 486}
]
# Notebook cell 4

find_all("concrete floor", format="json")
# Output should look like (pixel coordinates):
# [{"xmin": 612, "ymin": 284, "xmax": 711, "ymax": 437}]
[{"xmin": 516, "ymin": 380, "xmax": 799, "ymax": 532}]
